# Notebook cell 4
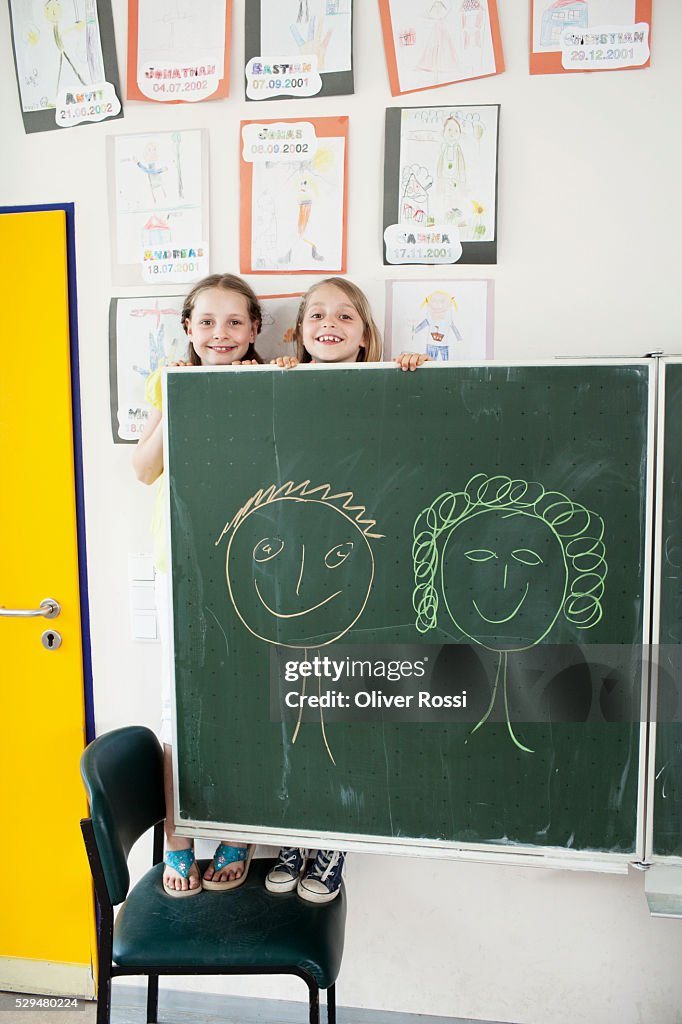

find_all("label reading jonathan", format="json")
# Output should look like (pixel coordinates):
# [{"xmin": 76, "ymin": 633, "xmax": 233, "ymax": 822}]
[
  {"xmin": 141, "ymin": 242, "xmax": 208, "ymax": 284},
  {"xmin": 138, "ymin": 62, "xmax": 221, "ymax": 102},
  {"xmin": 561, "ymin": 23, "xmax": 650, "ymax": 71},
  {"xmin": 384, "ymin": 224, "xmax": 463, "ymax": 265},
  {"xmin": 55, "ymin": 81, "xmax": 121, "ymax": 127},
  {"xmin": 242, "ymin": 121, "xmax": 318, "ymax": 163},
  {"xmin": 245, "ymin": 55, "xmax": 322, "ymax": 100}
]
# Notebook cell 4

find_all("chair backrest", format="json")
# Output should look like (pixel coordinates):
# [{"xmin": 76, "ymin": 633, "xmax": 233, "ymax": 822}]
[{"xmin": 80, "ymin": 725, "xmax": 165, "ymax": 905}]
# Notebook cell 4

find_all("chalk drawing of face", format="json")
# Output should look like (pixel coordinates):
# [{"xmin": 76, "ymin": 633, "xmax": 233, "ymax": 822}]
[
  {"xmin": 441, "ymin": 508, "xmax": 567, "ymax": 652},
  {"xmin": 412, "ymin": 474, "xmax": 607, "ymax": 752},
  {"xmin": 225, "ymin": 495, "xmax": 375, "ymax": 648}
]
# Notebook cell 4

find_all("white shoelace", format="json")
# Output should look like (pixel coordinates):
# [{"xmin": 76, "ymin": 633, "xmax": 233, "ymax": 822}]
[
  {"xmin": 316, "ymin": 850, "xmax": 342, "ymax": 883},
  {"xmin": 279, "ymin": 847, "xmax": 306, "ymax": 869}
]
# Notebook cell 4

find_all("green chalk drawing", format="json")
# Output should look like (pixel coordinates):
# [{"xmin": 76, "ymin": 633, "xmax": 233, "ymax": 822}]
[{"xmin": 412, "ymin": 473, "xmax": 607, "ymax": 752}]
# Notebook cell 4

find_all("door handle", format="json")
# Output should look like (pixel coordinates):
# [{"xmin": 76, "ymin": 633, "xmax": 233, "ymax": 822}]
[{"xmin": 0, "ymin": 598, "xmax": 61, "ymax": 619}]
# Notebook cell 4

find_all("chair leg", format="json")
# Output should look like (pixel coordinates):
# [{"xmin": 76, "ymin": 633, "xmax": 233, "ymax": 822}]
[
  {"xmin": 306, "ymin": 978, "xmax": 320, "ymax": 1024},
  {"xmin": 326, "ymin": 983, "xmax": 336, "ymax": 1024},
  {"xmin": 146, "ymin": 974, "xmax": 159, "ymax": 1023},
  {"xmin": 95, "ymin": 963, "xmax": 111, "ymax": 1024}
]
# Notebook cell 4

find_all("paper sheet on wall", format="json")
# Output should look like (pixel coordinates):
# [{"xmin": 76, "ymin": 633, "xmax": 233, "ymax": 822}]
[
  {"xmin": 378, "ymin": 0, "xmax": 504, "ymax": 96},
  {"xmin": 109, "ymin": 295, "xmax": 189, "ymax": 444},
  {"xmin": 8, "ymin": 0, "xmax": 122, "ymax": 132},
  {"xmin": 384, "ymin": 279, "xmax": 494, "ymax": 360},
  {"xmin": 383, "ymin": 104, "xmax": 499, "ymax": 266},
  {"xmin": 529, "ymin": 0, "xmax": 652, "ymax": 75},
  {"xmin": 257, "ymin": 294, "xmax": 303, "ymax": 362},
  {"xmin": 107, "ymin": 129, "xmax": 209, "ymax": 286},
  {"xmin": 127, "ymin": 0, "xmax": 232, "ymax": 102},
  {"xmin": 245, "ymin": 0, "xmax": 353, "ymax": 100},
  {"xmin": 240, "ymin": 116, "xmax": 348, "ymax": 274}
]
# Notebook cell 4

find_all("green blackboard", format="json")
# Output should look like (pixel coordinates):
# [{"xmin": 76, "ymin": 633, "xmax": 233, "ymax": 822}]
[
  {"xmin": 166, "ymin": 362, "xmax": 651, "ymax": 858},
  {"xmin": 653, "ymin": 359, "xmax": 682, "ymax": 858}
]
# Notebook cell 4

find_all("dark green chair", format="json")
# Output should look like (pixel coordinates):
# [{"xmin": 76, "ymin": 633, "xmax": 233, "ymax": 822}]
[{"xmin": 80, "ymin": 726, "xmax": 345, "ymax": 1024}]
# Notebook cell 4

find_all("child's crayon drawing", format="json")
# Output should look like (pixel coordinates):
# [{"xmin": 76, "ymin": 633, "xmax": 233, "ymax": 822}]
[
  {"xmin": 378, "ymin": 0, "xmax": 503, "ymax": 96},
  {"xmin": 109, "ymin": 129, "xmax": 208, "ymax": 283},
  {"xmin": 258, "ymin": 0, "xmax": 352, "ymax": 74},
  {"xmin": 110, "ymin": 295, "xmax": 188, "ymax": 443},
  {"xmin": 398, "ymin": 105, "xmax": 498, "ymax": 244},
  {"xmin": 11, "ymin": 0, "xmax": 107, "ymax": 110},
  {"xmin": 385, "ymin": 278, "xmax": 493, "ymax": 360}
]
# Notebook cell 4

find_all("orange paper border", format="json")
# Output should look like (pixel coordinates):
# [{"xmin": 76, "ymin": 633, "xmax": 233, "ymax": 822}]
[
  {"xmin": 240, "ymin": 116, "xmax": 349, "ymax": 276},
  {"xmin": 127, "ymin": 0, "xmax": 232, "ymax": 102},
  {"xmin": 378, "ymin": 0, "xmax": 505, "ymax": 98},
  {"xmin": 529, "ymin": 0, "xmax": 652, "ymax": 75}
]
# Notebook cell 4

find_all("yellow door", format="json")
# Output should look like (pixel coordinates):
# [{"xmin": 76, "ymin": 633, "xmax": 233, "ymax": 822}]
[{"xmin": 0, "ymin": 208, "xmax": 96, "ymax": 997}]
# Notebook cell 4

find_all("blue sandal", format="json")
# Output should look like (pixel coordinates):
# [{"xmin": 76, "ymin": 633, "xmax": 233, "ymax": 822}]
[
  {"xmin": 202, "ymin": 843, "xmax": 254, "ymax": 891},
  {"xmin": 163, "ymin": 848, "xmax": 202, "ymax": 898}
]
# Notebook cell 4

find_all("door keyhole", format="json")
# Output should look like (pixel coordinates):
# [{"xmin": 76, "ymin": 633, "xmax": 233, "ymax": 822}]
[{"xmin": 41, "ymin": 630, "xmax": 62, "ymax": 650}]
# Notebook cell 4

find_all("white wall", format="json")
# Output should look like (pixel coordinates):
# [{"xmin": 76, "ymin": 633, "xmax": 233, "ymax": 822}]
[{"xmin": 2, "ymin": 2, "xmax": 682, "ymax": 1022}]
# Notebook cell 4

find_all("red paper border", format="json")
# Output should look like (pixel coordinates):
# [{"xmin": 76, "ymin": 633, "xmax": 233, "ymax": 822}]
[{"xmin": 240, "ymin": 116, "xmax": 349, "ymax": 276}]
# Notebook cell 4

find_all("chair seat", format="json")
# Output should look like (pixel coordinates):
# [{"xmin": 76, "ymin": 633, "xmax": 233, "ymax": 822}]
[{"xmin": 113, "ymin": 858, "xmax": 346, "ymax": 989}]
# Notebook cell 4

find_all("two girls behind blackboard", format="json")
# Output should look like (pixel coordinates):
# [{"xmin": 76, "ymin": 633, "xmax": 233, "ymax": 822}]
[{"xmin": 133, "ymin": 272, "xmax": 427, "ymax": 901}]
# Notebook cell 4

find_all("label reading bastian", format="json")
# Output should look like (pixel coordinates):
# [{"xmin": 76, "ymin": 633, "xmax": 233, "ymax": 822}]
[
  {"xmin": 55, "ymin": 81, "xmax": 120, "ymax": 127},
  {"xmin": 561, "ymin": 23, "xmax": 650, "ymax": 71},
  {"xmin": 245, "ymin": 55, "xmax": 322, "ymax": 100},
  {"xmin": 384, "ymin": 224, "xmax": 463, "ymax": 265}
]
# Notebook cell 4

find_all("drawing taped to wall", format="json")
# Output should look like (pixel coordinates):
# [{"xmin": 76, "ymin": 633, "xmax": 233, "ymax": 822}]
[
  {"xmin": 8, "ymin": 0, "xmax": 122, "ymax": 132},
  {"xmin": 529, "ymin": 0, "xmax": 652, "ymax": 74},
  {"xmin": 109, "ymin": 295, "xmax": 189, "ymax": 443},
  {"xmin": 260, "ymin": 0, "xmax": 351, "ymax": 73},
  {"xmin": 244, "ymin": 0, "xmax": 353, "ymax": 99},
  {"xmin": 241, "ymin": 116, "xmax": 348, "ymax": 274},
  {"xmin": 385, "ymin": 279, "xmax": 493, "ymax": 360},
  {"xmin": 107, "ymin": 128, "xmax": 209, "ymax": 284},
  {"xmin": 412, "ymin": 473, "xmax": 607, "ymax": 750},
  {"xmin": 383, "ymin": 104, "xmax": 499, "ymax": 264},
  {"xmin": 127, "ymin": 0, "xmax": 232, "ymax": 102},
  {"xmin": 257, "ymin": 294, "xmax": 303, "ymax": 362},
  {"xmin": 378, "ymin": 0, "xmax": 503, "ymax": 96},
  {"xmin": 217, "ymin": 479, "xmax": 382, "ymax": 761}
]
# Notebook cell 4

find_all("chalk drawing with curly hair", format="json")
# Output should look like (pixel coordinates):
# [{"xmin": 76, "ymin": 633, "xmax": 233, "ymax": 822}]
[{"xmin": 412, "ymin": 473, "xmax": 607, "ymax": 751}]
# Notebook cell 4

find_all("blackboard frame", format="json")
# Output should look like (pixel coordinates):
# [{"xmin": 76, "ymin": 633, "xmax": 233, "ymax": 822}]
[
  {"xmin": 163, "ymin": 359, "xmax": 656, "ymax": 870},
  {"xmin": 648, "ymin": 357, "xmax": 682, "ymax": 868}
]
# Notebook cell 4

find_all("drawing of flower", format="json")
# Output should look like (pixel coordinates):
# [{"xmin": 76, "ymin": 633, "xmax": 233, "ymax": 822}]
[{"xmin": 471, "ymin": 199, "xmax": 486, "ymax": 238}]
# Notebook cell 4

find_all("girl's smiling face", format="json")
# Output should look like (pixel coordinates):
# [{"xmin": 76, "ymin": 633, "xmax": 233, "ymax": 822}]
[
  {"xmin": 186, "ymin": 287, "xmax": 256, "ymax": 365},
  {"xmin": 300, "ymin": 283, "xmax": 366, "ymax": 364}
]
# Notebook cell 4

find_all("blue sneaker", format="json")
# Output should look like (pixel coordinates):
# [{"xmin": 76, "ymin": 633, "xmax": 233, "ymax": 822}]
[
  {"xmin": 297, "ymin": 850, "xmax": 345, "ymax": 904},
  {"xmin": 265, "ymin": 847, "xmax": 307, "ymax": 893}
]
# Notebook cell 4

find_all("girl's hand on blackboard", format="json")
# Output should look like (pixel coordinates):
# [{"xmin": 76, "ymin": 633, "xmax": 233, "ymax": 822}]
[
  {"xmin": 271, "ymin": 356, "xmax": 299, "ymax": 369},
  {"xmin": 168, "ymin": 359, "xmax": 192, "ymax": 367},
  {"xmin": 394, "ymin": 352, "xmax": 432, "ymax": 372},
  {"xmin": 231, "ymin": 358, "xmax": 261, "ymax": 366}
]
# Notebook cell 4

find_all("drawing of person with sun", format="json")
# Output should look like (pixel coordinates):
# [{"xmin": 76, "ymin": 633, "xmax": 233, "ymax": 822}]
[{"xmin": 412, "ymin": 473, "xmax": 607, "ymax": 752}]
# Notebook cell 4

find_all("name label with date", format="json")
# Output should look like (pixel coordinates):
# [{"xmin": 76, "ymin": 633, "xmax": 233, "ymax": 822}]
[{"xmin": 561, "ymin": 23, "xmax": 650, "ymax": 71}]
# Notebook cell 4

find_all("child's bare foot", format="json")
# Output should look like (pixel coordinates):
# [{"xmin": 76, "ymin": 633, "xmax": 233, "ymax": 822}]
[
  {"xmin": 202, "ymin": 843, "xmax": 253, "ymax": 890},
  {"xmin": 163, "ymin": 842, "xmax": 201, "ymax": 897}
]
